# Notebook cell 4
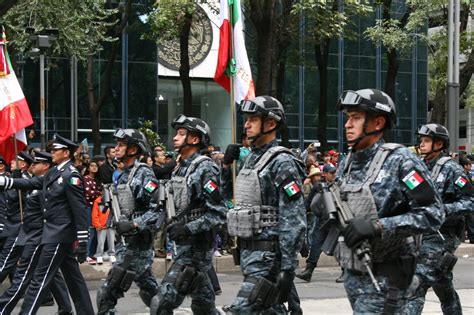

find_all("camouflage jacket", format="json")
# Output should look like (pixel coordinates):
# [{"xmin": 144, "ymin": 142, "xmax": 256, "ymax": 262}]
[
  {"xmin": 336, "ymin": 139, "xmax": 445, "ymax": 240},
  {"xmin": 172, "ymin": 152, "xmax": 227, "ymax": 235},
  {"xmin": 118, "ymin": 160, "xmax": 161, "ymax": 231},
  {"xmin": 425, "ymin": 154, "xmax": 474, "ymax": 231},
  {"xmin": 223, "ymin": 140, "xmax": 307, "ymax": 271}
]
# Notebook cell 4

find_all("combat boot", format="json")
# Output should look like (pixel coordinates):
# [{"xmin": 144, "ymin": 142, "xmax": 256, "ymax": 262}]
[{"xmin": 296, "ymin": 264, "xmax": 315, "ymax": 282}]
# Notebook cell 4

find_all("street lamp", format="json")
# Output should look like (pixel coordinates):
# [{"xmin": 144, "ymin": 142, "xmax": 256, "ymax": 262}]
[{"xmin": 26, "ymin": 27, "xmax": 58, "ymax": 149}]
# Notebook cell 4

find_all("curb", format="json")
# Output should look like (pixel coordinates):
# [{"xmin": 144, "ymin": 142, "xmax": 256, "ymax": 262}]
[{"xmin": 80, "ymin": 243, "xmax": 474, "ymax": 280}]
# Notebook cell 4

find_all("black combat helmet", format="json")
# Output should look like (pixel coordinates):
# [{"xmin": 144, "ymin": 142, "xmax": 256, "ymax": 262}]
[
  {"xmin": 417, "ymin": 123, "xmax": 450, "ymax": 150},
  {"xmin": 240, "ymin": 96, "xmax": 285, "ymax": 126},
  {"xmin": 337, "ymin": 89, "xmax": 397, "ymax": 129},
  {"xmin": 171, "ymin": 114, "xmax": 211, "ymax": 146},
  {"xmin": 113, "ymin": 128, "xmax": 149, "ymax": 154}
]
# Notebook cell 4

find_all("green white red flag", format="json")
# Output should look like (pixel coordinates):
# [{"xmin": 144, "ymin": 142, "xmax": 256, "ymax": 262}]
[
  {"xmin": 0, "ymin": 29, "xmax": 33, "ymax": 163},
  {"xmin": 214, "ymin": 0, "xmax": 255, "ymax": 103}
]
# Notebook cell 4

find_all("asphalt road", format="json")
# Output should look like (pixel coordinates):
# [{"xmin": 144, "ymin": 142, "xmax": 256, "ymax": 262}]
[{"xmin": 2, "ymin": 256, "xmax": 473, "ymax": 314}]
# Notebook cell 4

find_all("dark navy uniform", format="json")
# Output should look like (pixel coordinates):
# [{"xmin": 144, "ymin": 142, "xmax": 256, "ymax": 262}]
[
  {"xmin": 0, "ymin": 151, "xmax": 72, "ymax": 314},
  {"xmin": 0, "ymin": 165, "xmax": 31, "ymax": 283},
  {"xmin": 0, "ymin": 156, "xmax": 93, "ymax": 314}
]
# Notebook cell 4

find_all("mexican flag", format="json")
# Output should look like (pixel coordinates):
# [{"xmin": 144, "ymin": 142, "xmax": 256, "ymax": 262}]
[
  {"xmin": 0, "ymin": 29, "xmax": 33, "ymax": 163},
  {"xmin": 214, "ymin": 0, "xmax": 255, "ymax": 103}
]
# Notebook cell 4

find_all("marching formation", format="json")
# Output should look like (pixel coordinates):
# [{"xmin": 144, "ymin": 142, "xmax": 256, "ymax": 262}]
[{"xmin": 0, "ymin": 89, "xmax": 473, "ymax": 315}]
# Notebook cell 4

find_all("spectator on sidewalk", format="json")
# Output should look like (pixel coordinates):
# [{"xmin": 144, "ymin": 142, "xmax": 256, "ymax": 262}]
[
  {"xmin": 92, "ymin": 196, "xmax": 115, "ymax": 264},
  {"xmin": 99, "ymin": 146, "xmax": 116, "ymax": 184},
  {"xmin": 84, "ymin": 161, "xmax": 103, "ymax": 264}
]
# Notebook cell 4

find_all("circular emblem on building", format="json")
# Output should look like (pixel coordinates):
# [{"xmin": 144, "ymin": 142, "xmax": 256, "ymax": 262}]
[{"xmin": 158, "ymin": 5, "xmax": 213, "ymax": 71}]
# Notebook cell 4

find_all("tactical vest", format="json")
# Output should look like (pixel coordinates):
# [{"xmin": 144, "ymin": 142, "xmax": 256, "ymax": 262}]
[
  {"xmin": 169, "ymin": 155, "xmax": 211, "ymax": 222},
  {"xmin": 431, "ymin": 156, "xmax": 451, "ymax": 181},
  {"xmin": 116, "ymin": 162, "xmax": 147, "ymax": 219},
  {"xmin": 227, "ymin": 146, "xmax": 293, "ymax": 238},
  {"xmin": 336, "ymin": 143, "xmax": 406, "ymax": 272}
]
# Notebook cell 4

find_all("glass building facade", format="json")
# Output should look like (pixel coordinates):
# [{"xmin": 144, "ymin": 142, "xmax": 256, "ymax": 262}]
[{"xmin": 16, "ymin": 1, "xmax": 427, "ymax": 153}]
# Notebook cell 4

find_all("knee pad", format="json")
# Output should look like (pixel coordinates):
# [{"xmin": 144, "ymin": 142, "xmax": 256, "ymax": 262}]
[
  {"xmin": 149, "ymin": 294, "xmax": 174, "ymax": 315},
  {"xmin": 139, "ymin": 289, "xmax": 155, "ymax": 307}
]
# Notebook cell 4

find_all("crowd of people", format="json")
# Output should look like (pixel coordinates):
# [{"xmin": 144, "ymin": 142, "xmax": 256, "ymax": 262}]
[{"xmin": 0, "ymin": 89, "xmax": 472, "ymax": 315}]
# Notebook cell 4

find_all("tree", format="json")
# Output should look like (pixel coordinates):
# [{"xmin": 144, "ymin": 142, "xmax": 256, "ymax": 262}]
[
  {"xmin": 1, "ymin": 0, "xmax": 119, "ymax": 154},
  {"xmin": 427, "ymin": 2, "xmax": 473, "ymax": 123},
  {"xmin": 293, "ymin": 1, "xmax": 371, "ymax": 149}
]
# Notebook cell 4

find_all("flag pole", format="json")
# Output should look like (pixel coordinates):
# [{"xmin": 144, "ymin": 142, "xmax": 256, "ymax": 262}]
[
  {"xmin": 13, "ymin": 133, "xmax": 24, "ymax": 223},
  {"xmin": 229, "ymin": 0, "xmax": 237, "ymax": 196}
]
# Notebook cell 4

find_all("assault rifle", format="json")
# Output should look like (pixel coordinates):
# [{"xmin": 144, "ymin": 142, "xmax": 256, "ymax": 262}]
[
  {"xmin": 313, "ymin": 182, "xmax": 381, "ymax": 292},
  {"xmin": 101, "ymin": 184, "xmax": 126, "ymax": 245}
]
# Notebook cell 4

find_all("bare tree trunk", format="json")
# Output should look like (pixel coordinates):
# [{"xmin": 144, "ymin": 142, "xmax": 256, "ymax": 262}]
[
  {"xmin": 315, "ymin": 40, "xmax": 330, "ymax": 150},
  {"xmin": 250, "ymin": 0, "xmax": 276, "ymax": 95},
  {"xmin": 384, "ymin": 49, "xmax": 399, "ymax": 99},
  {"xmin": 179, "ymin": 12, "xmax": 193, "ymax": 116},
  {"xmin": 87, "ymin": 0, "xmax": 132, "ymax": 155}
]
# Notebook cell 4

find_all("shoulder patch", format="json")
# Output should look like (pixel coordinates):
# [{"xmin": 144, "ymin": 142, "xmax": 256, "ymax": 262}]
[
  {"xmin": 402, "ymin": 170, "xmax": 424, "ymax": 190},
  {"xmin": 144, "ymin": 180, "xmax": 158, "ymax": 193},
  {"xmin": 69, "ymin": 177, "xmax": 81, "ymax": 186},
  {"xmin": 204, "ymin": 179, "xmax": 218, "ymax": 194},
  {"xmin": 283, "ymin": 180, "xmax": 300, "ymax": 197},
  {"xmin": 455, "ymin": 176, "xmax": 468, "ymax": 188}
]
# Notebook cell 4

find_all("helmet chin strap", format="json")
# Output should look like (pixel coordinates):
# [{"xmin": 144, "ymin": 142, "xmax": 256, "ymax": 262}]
[
  {"xmin": 420, "ymin": 139, "xmax": 443, "ymax": 160},
  {"xmin": 248, "ymin": 117, "xmax": 278, "ymax": 145},
  {"xmin": 176, "ymin": 131, "xmax": 201, "ymax": 153},
  {"xmin": 347, "ymin": 118, "xmax": 383, "ymax": 151}
]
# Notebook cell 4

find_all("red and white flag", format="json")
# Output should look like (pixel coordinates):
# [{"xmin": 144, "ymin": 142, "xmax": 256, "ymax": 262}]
[
  {"xmin": 0, "ymin": 29, "xmax": 33, "ymax": 163},
  {"xmin": 214, "ymin": 0, "xmax": 255, "ymax": 103}
]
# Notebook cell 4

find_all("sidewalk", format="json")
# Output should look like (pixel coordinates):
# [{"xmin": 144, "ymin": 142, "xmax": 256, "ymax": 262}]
[{"xmin": 79, "ymin": 243, "xmax": 474, "ymax": 280}]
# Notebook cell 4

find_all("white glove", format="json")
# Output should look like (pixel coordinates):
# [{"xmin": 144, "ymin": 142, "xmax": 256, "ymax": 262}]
[{"xmin": 0, "ymin": 176, "xmax": 12, "ymax": 189}]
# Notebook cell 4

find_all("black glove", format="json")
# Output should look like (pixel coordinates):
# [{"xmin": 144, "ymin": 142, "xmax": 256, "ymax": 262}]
[
  {"xmin": 115, "ymin": 220, "xmax": 136, "ymax": 235},
  {"xmin": 343, "ymin": 217, "xmax": 381, "ymax": 249},
  {"xmin": 167, "ymin": 224, "xmax": 190, "ymax": 241},
  {"xmin": 276, "ymin": 270, "xmax": 295, "ymax": 304},
  {"xmin": 300, "ymin": 239, "xmax": 309, "ymax": 258},
  {"xmin": 75, "ymin": 241, "xmax": 87, "ymax": 264},
  {"xmin": 223, "ymin": 144, "xmax": 242, "ymax": 165}
]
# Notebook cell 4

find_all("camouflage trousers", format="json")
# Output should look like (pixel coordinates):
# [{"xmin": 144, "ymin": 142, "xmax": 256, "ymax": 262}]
[
  {"xmin": 344, "ymin": 269, "xmax": 408, "ymax": 314},
  {"xmin": 224, "ymin": 249, "xmax": 287, "ymax": 315},
  {"xmin": 97, "ymin": 241, "xmax": 159, "ymax": 311},
  {"xmin": 401, "ymin": 235, "xmax": 462, "ymax": 315},
  {"xmin": 153, "ymin": 244, "xmax": 218, "ymax": 315}
]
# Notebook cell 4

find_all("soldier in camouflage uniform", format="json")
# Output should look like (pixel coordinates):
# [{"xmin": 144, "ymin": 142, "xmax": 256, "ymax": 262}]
[
  {"xmin": 97, "ymin": 129, "xmax": 161, "ymax": 314},
  {"xmin": 222, "ymin": 96, "xmax": 306, "ymax": 315},
  {"xmin": 150, "ymin": 115, "xmax": 227, "ymax": 315},
  {"xmin": 401, "ymin": 123, "xmax": 474, "ymax": 314},
  {"xmin": 334, "ymin": 89, "xmax": 445, "ymax": 313}
]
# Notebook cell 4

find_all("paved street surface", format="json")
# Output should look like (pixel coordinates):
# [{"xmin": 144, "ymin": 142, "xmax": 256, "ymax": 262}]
[{"xmin": 2, "ymin": 256, "xmax": 473, "ymax": 314}]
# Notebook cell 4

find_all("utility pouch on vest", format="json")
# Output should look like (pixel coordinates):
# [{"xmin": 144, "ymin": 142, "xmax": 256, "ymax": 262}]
[
  {"xmin": 227, "ymin": 206, "xmax": 258, "ymax": 238},
  {"xmin": 248, "ymin": 277, "xmax": 278, "ymax": 308},
  {"xmin": 232, "ymin": 247, "xmax": 241, "ymax": 266},
  {"xmin": 335, "ymin": 240, "xmax": 367, "ymax": 273},
  {"xmin": 119, "ymin": 270, "xmax": 136, "ymax": 292},
  {"xmin": 175, "ymin": 266, "xmax": 197, "ymax": 294},
  {"xmin": 436, "ymin": 252, "xmax": 457, "ymax": 273}
]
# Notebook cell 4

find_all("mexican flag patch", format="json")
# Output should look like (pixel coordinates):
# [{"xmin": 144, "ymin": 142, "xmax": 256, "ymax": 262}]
[
  {"xmin": 69, "ymin": 177, "xmax": 81, "ymax": 186},
  {"xmin": 145, "ymin": 181, "xmax": 157, "ymax": 193},
  {"xmin": 455, "ymin": 176, "xmax": 467, "ymax": 188},
  {"xmin": 284, "ymin": 181, "xmax": 300, "ymax": 197},
  {"xmin": 204, "ymin": 180, "xmax": 217, "ymax": 194},
  {"xmin": 402, "ymin": 170, "xmax": 424, "ymax": 190}
]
